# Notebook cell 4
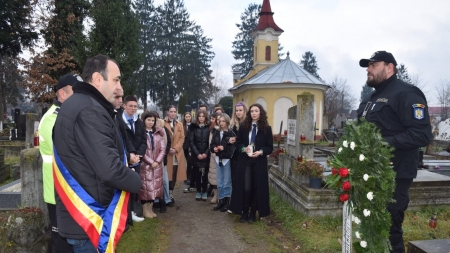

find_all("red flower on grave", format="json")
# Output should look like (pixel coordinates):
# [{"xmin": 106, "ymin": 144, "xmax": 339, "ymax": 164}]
[
  {"xmin": 339, "ymin": 193, "xmax": 349, "ymax": 202},
  {"xmin": 339, "ymin": 168, "xmax": 349, "ymax": 178},
  {"xmin": 342, "ymin": 181, "xmax": 351, "ymax": 191},
  {"xmin": 332, "ymin": 168, "xmax": 338, "ymax": 175}
]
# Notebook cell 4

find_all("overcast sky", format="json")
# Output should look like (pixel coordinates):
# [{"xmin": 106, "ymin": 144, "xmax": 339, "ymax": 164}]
[{"xmin": 153, "ymin": 0, "xmax": 450, "ymax": 107}]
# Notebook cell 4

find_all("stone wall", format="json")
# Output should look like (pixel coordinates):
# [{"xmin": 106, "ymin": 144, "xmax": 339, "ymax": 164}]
[{"xmin": 270, "ymin": 155, "xmax": 450, "ymax": 217}]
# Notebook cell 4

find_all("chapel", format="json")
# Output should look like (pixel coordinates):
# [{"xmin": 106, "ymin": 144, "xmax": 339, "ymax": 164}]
[{"xmin": 229, "ymin": 0, "xmax": 329, "ymax": 136}]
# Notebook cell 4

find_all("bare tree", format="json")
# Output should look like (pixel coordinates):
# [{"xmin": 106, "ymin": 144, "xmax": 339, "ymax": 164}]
[
  {"xmin": 206, "ymin": 63, "xmax": 230, "ymax": 104},
  {"xmin": 410, "ymin": 71, "xmax": 431, "ymax": 103},
  {"xmin": 434, "ymin": 80, "xmax": 450, "ymax": 121},
  {"xmin": 324, "ymin": 76, "xmax": 356, "ymax": 128}
]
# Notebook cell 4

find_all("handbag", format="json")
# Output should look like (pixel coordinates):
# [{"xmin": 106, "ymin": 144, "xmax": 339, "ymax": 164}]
[{"xmin": 222, "ymin": 130, "xmax": 236, "ymax": 159}]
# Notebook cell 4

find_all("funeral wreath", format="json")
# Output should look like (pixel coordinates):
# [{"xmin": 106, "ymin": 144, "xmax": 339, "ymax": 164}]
[{"xmin": 326, "ymin": 119, "xmax": 396, "ymax": 253}]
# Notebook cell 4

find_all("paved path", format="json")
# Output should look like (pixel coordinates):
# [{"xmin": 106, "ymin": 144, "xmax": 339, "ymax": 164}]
[{"xmin": 163, "ymin": 184, "xmax": 248, "ymax": 253}]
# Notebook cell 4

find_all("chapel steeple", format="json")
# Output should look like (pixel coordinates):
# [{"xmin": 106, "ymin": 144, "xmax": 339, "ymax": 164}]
[{"xmin": 252, "ymin": 0, "xmax": 284, "ymax": 73}]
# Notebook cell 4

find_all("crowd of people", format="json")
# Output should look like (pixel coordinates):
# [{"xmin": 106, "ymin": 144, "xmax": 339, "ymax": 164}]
[
  {"xmin": 38, "ymin": 50, "xmax": 430, "ymax": 253},
  {"xmin": 39, "ymin": 54, "xmax": 274, "ymax": 253}
]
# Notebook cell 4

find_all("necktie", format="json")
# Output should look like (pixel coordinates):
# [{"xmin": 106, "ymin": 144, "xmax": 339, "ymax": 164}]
[
  {"xmin": 128, "ymin": 118, "xmax": 134, "ymax": 133},
  {"xmin": 251, "ymin": 123, "xmax": 256, "ymax": 144},
  {"xmin": 148, "ymin": 131, "xmax": 154, "ymax": 150}
]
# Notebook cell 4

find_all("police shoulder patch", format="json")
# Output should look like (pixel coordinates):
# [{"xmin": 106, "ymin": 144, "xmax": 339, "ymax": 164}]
[{"xmin": 412, "ymin": 104, "xmax": 425, "ymax": 120}]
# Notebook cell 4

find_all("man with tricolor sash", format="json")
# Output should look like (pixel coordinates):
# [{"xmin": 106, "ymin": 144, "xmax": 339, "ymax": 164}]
[{"xmin": 52, "ymin": 55, "xmax": 142, "ymax": 253}]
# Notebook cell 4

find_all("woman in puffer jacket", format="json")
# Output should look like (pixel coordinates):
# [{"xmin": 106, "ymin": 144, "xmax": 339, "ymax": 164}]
[
  {"xmin": 139, "ymin": 111, "xmax": 166, "ymax": 218},
  {"xmin": 189, "ymin": 109, "xmax": 211, "ymax": 201}
]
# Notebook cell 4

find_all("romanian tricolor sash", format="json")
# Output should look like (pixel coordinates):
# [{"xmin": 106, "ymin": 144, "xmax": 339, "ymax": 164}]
[{"xmin": 53, "ymin": 146, "xmax": 130, "ymax": 253}]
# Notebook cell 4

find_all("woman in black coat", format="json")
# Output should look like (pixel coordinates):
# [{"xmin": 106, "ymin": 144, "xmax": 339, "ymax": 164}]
[
  {"xmin": 188, "ymin": 109, "xmax": 211, "ymax": 201},
  {"xmin": 228, "ymin": 103, "xmax": 273, "ymax": 223}
]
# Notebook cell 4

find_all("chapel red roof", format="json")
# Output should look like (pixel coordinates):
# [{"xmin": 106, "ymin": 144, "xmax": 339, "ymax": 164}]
[{"xmin": 254, "ymin": 0, "xmax": 284, "ymax": 32}]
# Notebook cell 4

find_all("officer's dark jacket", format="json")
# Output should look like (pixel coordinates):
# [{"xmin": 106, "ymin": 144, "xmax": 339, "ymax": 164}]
[
  {"xmin": 357, "ymin": 75, "xmax": 432, "ymax": 178},
  {"xmin": 53, "ymin": 82, "xmax": 142, "ymax": 239}
]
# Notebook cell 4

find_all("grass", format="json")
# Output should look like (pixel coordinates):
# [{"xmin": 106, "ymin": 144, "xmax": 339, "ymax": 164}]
[
  {"xmin": 267, "ymin": 189, "xmax": 450, "ymax": 252},
  {"xmin": 269, "ymin": 189, "xmax": 342, "ymax": 252},
  {"xmin": 116, "ymin": 217, "xmax": 169, "ymax": 253},
  {"xmin": 0, "ymin": 156, "xmax": 20, "ymax": 187}
]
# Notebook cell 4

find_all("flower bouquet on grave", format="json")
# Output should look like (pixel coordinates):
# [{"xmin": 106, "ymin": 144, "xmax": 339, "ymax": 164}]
[{"xmin": 325, "ymin": 119, "xmax": 396, "ymax": 253}]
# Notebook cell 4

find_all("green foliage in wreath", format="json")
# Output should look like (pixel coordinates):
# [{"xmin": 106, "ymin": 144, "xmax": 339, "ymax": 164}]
[{"xmin": 326, "ymin": 119, "xmax": 396, "ymax": 253}]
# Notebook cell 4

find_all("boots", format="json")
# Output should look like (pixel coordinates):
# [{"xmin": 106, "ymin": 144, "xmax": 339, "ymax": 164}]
[
  {"xmin": 143, "ymin": 202, "xmax": 157, "ymax": 218},
  {"xmin": 143, "ymin": 203, "xmax": 152, "ymax": 218},
  {"xmin": 240, "ymin": 206, "xmax": 249, "ymax": 223},
  {"xmin": 220, "ymin": 197, "xmax": 230, "ymax": 212},
  {"xmin": 210, "ymin": 189, "xmax": 218, "ymax": 204},
  {"xmin": 213, "ymin": 198, "xmax": 224, "ymax": 211},
  {"xmin": 248, "ymin": 208, "xmax": 257, "ymax": 223},
  {"xmin": 159, "ymin": 199, "xmax": 167, "ymax": 213}
]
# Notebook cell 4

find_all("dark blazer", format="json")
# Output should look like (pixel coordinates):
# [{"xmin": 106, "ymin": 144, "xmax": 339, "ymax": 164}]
[
  {"xmin": 118, "ymin": 109, "xmax": 147, "ymax": 157},
  {"xmin": 228, "ymin": 124, "xmax": 273, "ymax": 217},
  {"xmin": 115, "ymin": 107, "xmax": 135, "ymax": 161}
]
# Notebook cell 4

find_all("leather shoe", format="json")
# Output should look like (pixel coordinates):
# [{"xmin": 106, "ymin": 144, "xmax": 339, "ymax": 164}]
[
  {"xmin": 166, "ymin": 201, "xmax": 174, "ymax": 207},
  {"xmin": 239, "ymin": 213, "xmax": 248, "ymax": 223},
  {"xmin": 248, "ymin": 212, "xmax": 256, "ymax": 223}
]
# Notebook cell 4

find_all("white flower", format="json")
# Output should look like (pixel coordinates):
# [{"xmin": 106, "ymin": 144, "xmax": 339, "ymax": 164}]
[
  {"xmin": 343, "ymin": 140, "xmax": 348, "ymax": 148},
  {"xmin": 350, "ymin": 142, "xmax": 356, "ymax": 150},
  {"xmin": 338, "ymin": 147, "xmax": 343, "ymax": 153},
  {"xmin": 367, "ymin": 192, "xmax": 374, "ymax": 201},
  {"xmin": 360, "ymin": 241, "xmax": 367, "ymax": 248},
  {"xmin": 363, "ymin": 174, "xmax": 369, "ymax": 181},
  {"xmin": 354, "ymin": 216, "xmax": 361, "ymax": 224},
  {"xmin": 359, "ymin": 154, "xmax": 365, "ymax": 161},
  {"xmin": 363, "ymin": 209, "xmax": 371, "ymax": 217},
  {"xmin": 355, "ymin": 231, "xmax": 360, "ymax": 239}
]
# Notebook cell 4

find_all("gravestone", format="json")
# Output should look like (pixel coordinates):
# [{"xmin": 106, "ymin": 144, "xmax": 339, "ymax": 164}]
[
  {"xmin": 408, "ymin": 239, "xmax": 450, "ymax": 253},
  {"xmin": 297, "ymin": 93, "xmax": 315, "ymax": 161},
  {"xmin": 25, "ymin": 113, "xmax": 39, "ymax": 147},
  {"xmin": 20, "ymin": 147, "xmax": 49, "ymax": 227},
  {"xmin": 16, "ymin": 114, "xmax": 26, "ymax": 140}
]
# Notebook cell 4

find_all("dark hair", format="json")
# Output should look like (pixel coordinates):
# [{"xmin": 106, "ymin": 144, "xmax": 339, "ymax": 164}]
[
  {"xmin": 199, "ymin": 104, "xmax": 208, "ymax": 109},
  {"xmin": 209, "ymin": 112, "xmax": 218, "ymax": 131},
  {"xmin": 214, "ymin": 107, "xmax": 224, "ymax": 113},
  {"xmin": 82, "ymin": 55, "xmax": 118, "ymax": 83},
  {"xmin": 242, "ymin": 103, "xmax": 269, "ymax": 134},
  {"xmin": 195, "ymin": 109, "xmax": 210, "ymax": 126},
  {"xmin": 214, "ymin": 104, "xmax": 222, "ymax": 109},
  {"xmin": 182, "ymin": 112, "xmax": 192, "ymax": 135},
  {"xmin": 124, "ymin": 95, "xmax": 137, "ymax": 104},
  {"xmin": 141, "ymin": 111, "xmax": 160, "ymax": 132},
  {"xmin": 167, "ymin": 105, "xmax": 176, "ymax": 111}
]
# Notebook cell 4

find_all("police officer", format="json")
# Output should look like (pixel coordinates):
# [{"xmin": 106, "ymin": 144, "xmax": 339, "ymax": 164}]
[{"xmin": 357, "ymin": 51, "xmax": 432, "ymax": 253}]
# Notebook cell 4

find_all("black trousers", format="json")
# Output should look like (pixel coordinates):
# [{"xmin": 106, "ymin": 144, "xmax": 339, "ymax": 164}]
[
  {"xmin": 388, "ymin": 178, "xmax": 413, "ymax": 253},
  {"xmin": 230, "ymin": 159, "xmax": 238, "ymax": 192},
  {"xmin": 184, "ymin": 148, "xmax": 195, "ymax": 187},
  {"xmin": 169, "ymin": 165, "xmax": 178, "ymax": 190},
  {"xmin": 47, "ymin": 203, "xmax": 74, "ymax": 253},
  {"xmin": 194, "ymin": 165, "xmax": 209, "ymax": 193},
  {"xmin": 243, "ymin": 159, "xmax": 258, "ymax": 212}
]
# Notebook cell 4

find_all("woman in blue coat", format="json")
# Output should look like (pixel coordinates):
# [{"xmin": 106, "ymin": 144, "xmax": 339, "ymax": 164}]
[{"xmin": 228, "ymin": 103, "xmax": 273, "ymax": 223}]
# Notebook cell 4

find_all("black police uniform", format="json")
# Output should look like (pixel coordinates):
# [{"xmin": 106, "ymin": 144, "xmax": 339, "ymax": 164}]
[{"xmin": 357, "ymin": 74, "xmax": 432, "ymax": 252}]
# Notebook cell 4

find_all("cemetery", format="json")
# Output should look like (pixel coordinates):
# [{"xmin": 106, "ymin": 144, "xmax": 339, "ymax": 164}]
[{"xmin": 0, "ymin": 104, "xmax": 448, "ymax": 252}]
